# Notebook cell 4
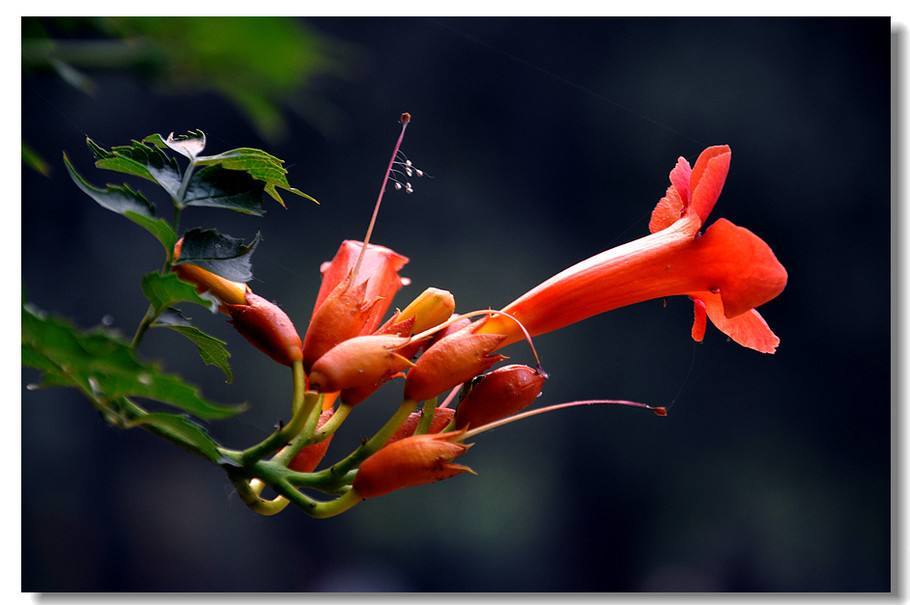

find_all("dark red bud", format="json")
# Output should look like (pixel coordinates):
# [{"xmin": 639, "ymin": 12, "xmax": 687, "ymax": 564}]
[
  {"xmin": 455, "ymin": 364, "xmax": 547, "ymax": 429},
  {"xmin": 223, "ymin": 292, "xmax": 303, "ymax": 366}
]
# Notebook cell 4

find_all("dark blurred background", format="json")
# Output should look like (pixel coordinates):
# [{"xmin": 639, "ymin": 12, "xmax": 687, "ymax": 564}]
[{"xmin": 21, "ymin": 17, "xmax": 890, "ymax": 591}]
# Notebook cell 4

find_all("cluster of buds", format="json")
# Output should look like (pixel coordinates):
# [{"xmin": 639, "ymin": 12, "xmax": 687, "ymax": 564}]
[{"xmin": 170, "ymin": 114, "xmax": 787, "ymax": 517}]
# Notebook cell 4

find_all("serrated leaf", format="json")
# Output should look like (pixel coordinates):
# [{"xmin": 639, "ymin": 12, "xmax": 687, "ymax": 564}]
[
  {"xmin": 87, "ymin": 137, "xmax": 183, "ymax": 199},
  {"xmin": 63, "ymin": 153, "xmax": 179, "ymax": 255},
  {"xmin": 125, "ymin": 412, "xmax": 224, "ymax": 463},
  {"xmin": 64, "ymin": 152, "xmax": 155, "ymax": 217},
  {"xmin": 154, "ymin": 312, "xmax": 233, "ymax": 383},
  {"xmin": 163, "ymin": 130, "xmax": 206, "ymax": 160},
  {"xmin": 174, "ymin": 228, "xmax": 260, "ymax": 282},
  {"xmin": 22, "ymin": 303, "xmax": 243, "ymax": 420},
  {"xmin": 196, "ymin": 147, "xmax": 318, "ymax": 207},
  {"xmin": 183, "ymin": 165, "xmax": 265, "ymax": 216},
  {"xmin": 142, "ymin": 272, "xmax": 217, "ymax": 314}
]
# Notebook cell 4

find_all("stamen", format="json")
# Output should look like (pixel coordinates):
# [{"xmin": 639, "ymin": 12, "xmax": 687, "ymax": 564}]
[
  {"xmin": 437, "ymin": 384, "xmax": 462, "ymax": 409},
  {"xmin": 462, "ymin": 399, "xmax": 667, "ymax": 439},
  {"xmin": 351, "ymin": 112, "xmax": 411, "ymax": 281}
]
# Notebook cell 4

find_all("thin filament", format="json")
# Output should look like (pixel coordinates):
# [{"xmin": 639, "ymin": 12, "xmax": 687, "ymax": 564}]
[
  {"xmin": 351, "ymin": 113, "xmax": 411, "ymax": 282},
  {"xmin": 462, "ymin": 399, "xmax": 666, "ymax": 439},
  {"xmin": 437, "ymin": 384, "xmax": 462, "ymax": 409}
]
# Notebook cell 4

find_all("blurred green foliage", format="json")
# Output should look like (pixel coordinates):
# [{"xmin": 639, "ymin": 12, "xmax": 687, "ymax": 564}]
[{"xmin": 22, "ymin": 17, "xmax": 349, "ymax": 141}]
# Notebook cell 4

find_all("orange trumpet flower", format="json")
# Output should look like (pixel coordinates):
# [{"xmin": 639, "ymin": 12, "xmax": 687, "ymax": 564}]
[{"xmin": 477, "ymin": 145, "xmax": 787, "ymax": 353}]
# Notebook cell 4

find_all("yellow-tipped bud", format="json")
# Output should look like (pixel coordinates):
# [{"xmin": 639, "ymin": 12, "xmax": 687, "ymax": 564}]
[
  {"xmin": 173, "ymin": 238, "xmax": 248, "ymax": 305},
  {"xmin": 395, "ymin": 287, "xmax": 455, "ymax": 334}
]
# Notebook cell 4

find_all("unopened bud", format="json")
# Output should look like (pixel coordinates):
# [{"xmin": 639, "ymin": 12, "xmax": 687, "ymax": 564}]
[
  {"xmin": 352, "ymin": 431, "xmax": 473, "ymax": 499},
  {"xmin": 388, "ymin": 407, "xmax": 455, "ymax": 444},
  {"xmin": 222, "ymin": 293, "xmax": 303, "ymax": 366},
  {"xmin": 404, "ymin": 326, "xmax": 506, "ymax": 402},
  {"xmin": 455, "ymin": 364, "xmax": 546, "ymax": 429},
  {"xmin": 394, "ymin": 287, "xmax": 455, "ymax": 334},
  {"xmin": 309, "ymin": 335, "xmax": 414, "ymax": 394},
  {"xmin": 173, "ymin": 238, "xmax": 247, "ymax": 305}
]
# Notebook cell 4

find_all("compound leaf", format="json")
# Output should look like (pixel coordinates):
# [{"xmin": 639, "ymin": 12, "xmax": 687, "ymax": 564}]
[
  {"xmin": 196, "ymin": 147, "xmax": 317, "ymax": 207},
  {"xmin": 87, "ymin": 136, "xmax": 183, "ymax": 199},
  {"xmin": 141, "ymin": 272, "xmax": 217, "ymax": 314},
  {"xmin": 22, "ymin": 303, "xmax": 244, "ymax": 420},
  {"xmin": 154, "ymin": 310, "xmax": 233, "ymax": 383},
  {"xmin": 126, "ymin": 412, "xmax": 225, "ymax": 463}
]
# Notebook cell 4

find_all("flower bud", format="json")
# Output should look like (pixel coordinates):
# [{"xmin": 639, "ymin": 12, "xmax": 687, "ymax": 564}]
[
  {"xmin": 392, "ymin": 287, "xmax": 455, "ymax": 334},
  {"xmin": 222, "ymin": 292, "xmax": 303, "ymax": 366},
  {"xmin": 172, "ymin": 238, "xmax": 248, "ymax": 305},
  {"xmin": 308, "ymin": 335, "xmax": 414, "ymax": 394},
  {"xmin": 352, "ymin": 431, "xmax": 474, "ymax": 499},
  {"xmin": 387, "ymin": 407, "xmax": 455, "ymax": 444},
  {"xmin": 288, "ymin": 410, "xmax": 335, "ymax": 472},
  {"xmin": 302, "ymin": 241, "xmax": 409, "ymax": 370},
  {"xmin": 404, "ymin": 326, "xmax": 506, "ymax": 402},
  {"xmin": 455, "ymin": 364, "xmax": 546, "ymax": 429},
  {"xmin": 428, "ymin": 314, "xmax": 472, "ymax": 347}
]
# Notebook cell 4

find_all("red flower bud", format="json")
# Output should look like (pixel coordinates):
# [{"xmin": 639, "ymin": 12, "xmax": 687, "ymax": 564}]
[
  {"xmin": 222, "ymin": 292, "xmax": 303, "ymax": 367},
  {"xmin": 353, "ymin": 431, "xmax": 474, "ymax": 499},
  {"xmin": 308, "ymin": 334, "xmax": 414, "ymax": 395},
  {"xmin": 287, "ymin": 410, "xmax": 335, "ymax": 472},
  {"xmin": 302, "ymin": 241, "xmax": 409, "ymax": 370},
  {"xmin": 387, "ymin": 407, "xmax": 455, "ymax": 444},
  {"xmin": 404, "ymin": 325, "xmax": 506, "ymax": 402},
  {"xmin": 455, "ymin": 364, "xmax": 546, "ymax": 429}
]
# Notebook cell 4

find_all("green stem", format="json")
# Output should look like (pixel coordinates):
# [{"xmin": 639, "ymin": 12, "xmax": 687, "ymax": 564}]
[
  {"xmin": 270, "ymin": 480, "xmax": 363, "ymax": 519},
  {"xmin": 130, "ymin": 169, "xmax": 189, "ymax": 350},
  {"xmin": 310, "ymin": 400, "xmax": 418, "ymax": 483},
  {"xmin": 173, "ymin": 205, "xmax": 183, "ymax": 235},
  {"xmin": 237, "ymin": 362, "xmax": 312, "ymax": 465},
  {"xmin": 415, "ymin": 398, "xmax": 437, "ymax": 435},
  {"xmin": 130, "ymin": 305, "xmax": 158, "ymax": 349},
  {"xmin": 175, "ymin": 159, "xmax": 196, "ymax": 208},
  {"xmin": 232, "ymin": 477, "xmax": 289, "ymax": 516},
  {"xmin": 273, "ymin": 399, "xmax": 350, "ymax": 468},
  {"xmin": 311, "ymin": 403, "xmax": 352, "ymax": 442}
]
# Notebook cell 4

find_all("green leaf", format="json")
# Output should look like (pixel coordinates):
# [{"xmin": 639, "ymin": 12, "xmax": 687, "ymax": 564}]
[
  {"xmin": 125, "ymin": 412, "xmax": 225, "ymax": 463},
  {"xmin": 141, "ymin": 272, "xmax": 217, "ymax": 314},
  {"xmin": 22, "ymin": 303, "xmax": 244, "ymax": 420},
  {"xmin": 64, "ymin": 152, "xmax": 155, "ymax": 217},
  {"xmin": 183, "ymin": 165, "xmax": 265, "ymax": 216},
  {"xmin": 196, "ymin": 147, "xmax": 318, "ymax": 207},
  {"xmin": 154, "ymin": 311, "xmax": 233, "ymax": 383},
  {"xmin": 63, "ymin": 153, "xmax": 179, "ymax": 256},
  {"xmin": 22, "ymin": 142, "xmax": 50, "ymax": 176},
  {"xmin": 124, "ymin": 212, "xmax": 178, "ymax": 259},
  {"xmin": 174, "ymin": 228, "xmax": 260, "ymax": 282},
  {"xmin": 86, "ymin": 137, "xmax": 183, "ymax": 199}
]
